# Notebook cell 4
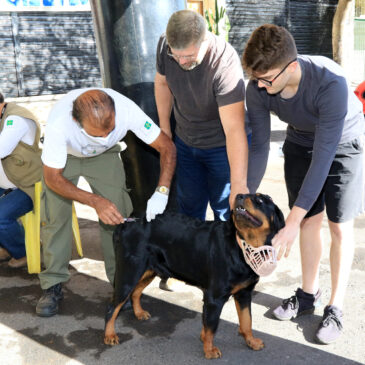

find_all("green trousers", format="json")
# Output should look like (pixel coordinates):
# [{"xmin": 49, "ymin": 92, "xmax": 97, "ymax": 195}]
[{"xmin": 39, "ymin": 145, "xmax": 133, "ymax": 289}]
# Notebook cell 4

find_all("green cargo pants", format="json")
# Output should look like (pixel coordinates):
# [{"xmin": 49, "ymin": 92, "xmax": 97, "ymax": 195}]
[{"xmin": 39, "ymin": 144, "xmax": 133, "ymax": 289}]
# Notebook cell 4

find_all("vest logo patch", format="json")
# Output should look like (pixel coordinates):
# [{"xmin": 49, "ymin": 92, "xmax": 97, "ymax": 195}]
[
  {"xmin": 144, "ymin": 121, "xmax": 152, "ymax": 130},
  {"xmin": 6, "ymin": 120, "xmax": 13, "ymax": 126}
]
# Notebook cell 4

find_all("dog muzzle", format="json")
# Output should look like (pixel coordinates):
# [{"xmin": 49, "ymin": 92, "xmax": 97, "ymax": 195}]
[{"xmin": 237, "ymin": 236, "xmax": 277, "ymax": 276}]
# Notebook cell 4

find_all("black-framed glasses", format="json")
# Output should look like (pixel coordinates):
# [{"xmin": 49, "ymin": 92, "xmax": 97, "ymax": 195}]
[
  {"xmin": 256, "ymin": 58, "xmax": 297, "ymax": 87},
  {"xmin": 166, "ymin": 45, "xmax": 197, "ymax": 62}
]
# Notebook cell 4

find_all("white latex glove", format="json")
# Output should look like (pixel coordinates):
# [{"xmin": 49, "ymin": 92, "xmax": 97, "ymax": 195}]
[{"xmin": 146, "ymin": 191, "xmax": 168, "ymax": 222}]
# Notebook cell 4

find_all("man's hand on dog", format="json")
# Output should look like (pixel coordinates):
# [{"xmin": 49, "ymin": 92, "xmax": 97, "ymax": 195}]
[
  {"xmin": 272, "ymin": 222, "xmax": 299, "ymax": 259},
  {"xmin": 229, "ymin": 183, "xmax": 249, "ymax": 210},
  {"xmin": 146, "ymin": 191, "xmax": 168, "ymax": 222},
  {"xmin": 272, "ymin": 206, "xmax": 307, "ymax": 259},
  {"xmin": 92, "ymin": 195, "xmax": 124, "ymax": 225}
]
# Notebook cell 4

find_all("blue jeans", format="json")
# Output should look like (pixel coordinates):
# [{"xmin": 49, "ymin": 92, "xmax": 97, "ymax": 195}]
[
  {"xmin": 175, "ymin": 136, "xmax": 231, "ymax": 221},
  {"xmin": 0, "ymin": 188, "xmax": 33, "ymax": 259}
]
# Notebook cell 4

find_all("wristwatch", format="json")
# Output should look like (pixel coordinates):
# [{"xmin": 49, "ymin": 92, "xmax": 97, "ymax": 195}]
[{"xmin": 155, "ymin": 185, "xmax": 170, "ymax": 195}]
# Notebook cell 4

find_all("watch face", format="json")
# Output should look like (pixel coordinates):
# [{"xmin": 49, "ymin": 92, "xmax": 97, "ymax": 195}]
[{"xmin": 157, "ymin": 186, "xmax": 169, "ymax": 194}]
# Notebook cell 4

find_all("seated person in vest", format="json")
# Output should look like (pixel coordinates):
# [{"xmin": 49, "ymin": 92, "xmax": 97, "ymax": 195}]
[
  {"xmin": 0, "ymin": 92, "xmax": 42, "ymax": 268},
  {"xmin": 36, "ymin": 88, "xmax": 176, "ymax": 317}
]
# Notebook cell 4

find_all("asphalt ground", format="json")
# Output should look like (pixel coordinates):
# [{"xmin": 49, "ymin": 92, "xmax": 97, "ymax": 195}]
[{"xmin": 0, "ymin": 95, "xmax": 364, "ymax": 365}]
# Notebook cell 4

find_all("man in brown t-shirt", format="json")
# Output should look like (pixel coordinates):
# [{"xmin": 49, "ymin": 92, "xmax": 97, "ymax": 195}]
[{"xmin": 155, "ymin": 10, "xmax": 249, "ymax": 225}]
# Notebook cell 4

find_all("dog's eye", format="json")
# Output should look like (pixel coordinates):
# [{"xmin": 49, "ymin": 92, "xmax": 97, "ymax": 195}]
[{"xmin": 256, "ymin": 197, "xmax": 263, "ymax": 204}]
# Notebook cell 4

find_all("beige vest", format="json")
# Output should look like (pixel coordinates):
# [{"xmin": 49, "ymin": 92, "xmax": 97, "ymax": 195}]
[{"xmin": 0, "ymin": 103, "xmax": 42, "ymax": 203}]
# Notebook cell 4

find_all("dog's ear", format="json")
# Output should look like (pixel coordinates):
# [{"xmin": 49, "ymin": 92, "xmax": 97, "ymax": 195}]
[{"xmin": 272, "ymin": 204, "xmax": 285, "ymax": 231}]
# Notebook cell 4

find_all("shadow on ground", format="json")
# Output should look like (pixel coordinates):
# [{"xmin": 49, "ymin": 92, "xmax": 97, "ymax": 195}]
[{"xmin": 0, "ymin": 260, "xmax": 361, "ymax": 365}]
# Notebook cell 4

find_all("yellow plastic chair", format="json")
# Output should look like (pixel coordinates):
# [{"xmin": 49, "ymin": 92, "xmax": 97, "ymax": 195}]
[{"xmin": 20, "ymin": 182, "xmax": 83, "ymax": 274}]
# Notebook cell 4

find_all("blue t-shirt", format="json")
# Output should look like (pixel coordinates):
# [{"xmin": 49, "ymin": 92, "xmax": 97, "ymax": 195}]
[{"xmin": 246, "ymin": 55, "xmax": 364, "ymax": 211}]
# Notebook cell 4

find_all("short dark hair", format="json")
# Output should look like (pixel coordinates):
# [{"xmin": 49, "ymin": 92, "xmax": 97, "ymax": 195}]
[
  {"xmin": 0, "ymin": 92, "xmax": 4, "ymax": 103},
  {"xmin": 166, "ymin": 10, "xmax": 206, "ymax": 49},
  {"xmin": 72, "ymin": 89, "xmax": 115, "ymax": 129},
  {"xmin": 242, "ymin": 24, "xmax": 297, "ymax": 76}
]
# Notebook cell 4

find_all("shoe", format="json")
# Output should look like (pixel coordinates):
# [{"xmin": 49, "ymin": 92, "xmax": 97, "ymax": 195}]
[
  {"xmin": 315, "ymin": 305, "xmax": 343, "ymax": 344},
  {"xmin": 273, "ymin": 288, "xmax": 321, "ymax": 320},
  {"xmin": 8, "ymin": 256, "xmax": 27, "ymax": 268},
  {"xmin": 0, "ymin": 247, "xmax": 11, "ymax": 262},
  {"xmin": 159, "ymin": 278, "xmax": 182, "ymax": 292},
  {"xmin": 159, "ymin": 278, "xmax": 172, "ymax": 291},
  {"xmin": 36, "ymin": 283, "xmax": 64, "ymax": 317}
]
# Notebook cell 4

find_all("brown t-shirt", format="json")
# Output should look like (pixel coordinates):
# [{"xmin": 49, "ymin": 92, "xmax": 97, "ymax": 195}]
[{"xmin": 156, "ymin": 32, "xmax": 246, "ymax": 149}]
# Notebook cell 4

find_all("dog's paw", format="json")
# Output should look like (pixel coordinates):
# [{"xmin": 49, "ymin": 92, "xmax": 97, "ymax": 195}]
[
  {"xmin": 204, "ymin": 346, "xmax": 222, "ymax": 359},
  {"xmin": 104, "ymin": 334, "xmax": 120, "ymax": 346},
  {"xmin": 246, "ymin": 337, "xmax": 264, "ymax": 351},
  {"xmin": 135, "ymin": 310, "xmax": 151, "ymax": 321}
]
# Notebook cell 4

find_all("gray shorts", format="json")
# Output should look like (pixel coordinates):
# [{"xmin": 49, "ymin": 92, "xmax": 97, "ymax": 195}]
[{"xmin": 283, "ymin": 137, "xmax": 364, "ymax": 223}]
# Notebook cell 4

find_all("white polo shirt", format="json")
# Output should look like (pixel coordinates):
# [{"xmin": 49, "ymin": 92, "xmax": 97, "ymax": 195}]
[
  {"xmin": 42, "ymin": 88, "xmax": 161, "ymax": 169},
  {"xmin": 0, "ymin": 115, "xmax": 36, "ymax": 189}
]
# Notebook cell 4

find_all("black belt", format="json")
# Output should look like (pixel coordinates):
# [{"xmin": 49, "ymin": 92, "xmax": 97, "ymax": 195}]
[{"xmin": 0, "ymin": 188, "xmax": 13, "ymax": 199}]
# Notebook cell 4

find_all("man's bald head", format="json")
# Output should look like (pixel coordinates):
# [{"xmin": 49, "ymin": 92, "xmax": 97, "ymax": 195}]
[{"xmin": 72, "ymin": 89, "xmax": 115, "ymax": 130}]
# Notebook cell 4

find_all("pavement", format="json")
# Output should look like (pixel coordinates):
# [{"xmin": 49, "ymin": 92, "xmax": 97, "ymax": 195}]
[{"xmin": 0, "ymin": 95, "xmax": 364, "ymax": 365}]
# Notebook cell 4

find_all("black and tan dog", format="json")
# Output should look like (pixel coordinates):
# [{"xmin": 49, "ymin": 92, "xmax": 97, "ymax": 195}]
[{"xmin": 104, "ymin": 193, "xmax": 285, "ymax": 359}]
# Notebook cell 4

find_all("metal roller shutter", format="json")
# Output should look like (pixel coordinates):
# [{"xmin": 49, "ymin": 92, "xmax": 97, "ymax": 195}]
[
  {"xmin": 0, "ymin": 13, "xmax": 18, "ymax": 96},
  {"xmin": 226, "ymin": 0, "xmax": 337, "ymax": 59},
  {"xmin": 0, "ymin": 11, "xmax": 102, "ymax": 97},
  {"xmin": 226, "ymin": 0, "xmax": 288, "ymax": 57}
]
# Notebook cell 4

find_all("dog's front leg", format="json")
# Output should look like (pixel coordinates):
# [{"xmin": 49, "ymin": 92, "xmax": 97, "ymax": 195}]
[{"xmin": 234, "ymin": 295, "xmax": 264, "ymax": 350}]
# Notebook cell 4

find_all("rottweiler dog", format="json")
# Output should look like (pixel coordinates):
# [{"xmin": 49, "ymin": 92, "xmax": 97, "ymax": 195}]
[{"xmin": 104, "ymin": 193, "xmax": 285, "ymax": 359}]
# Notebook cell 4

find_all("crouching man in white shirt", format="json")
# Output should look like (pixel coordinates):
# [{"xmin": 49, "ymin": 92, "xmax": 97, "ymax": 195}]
[{"xmin": 36, "ymin": 88, "xmax": 176, "ymax": 317}]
